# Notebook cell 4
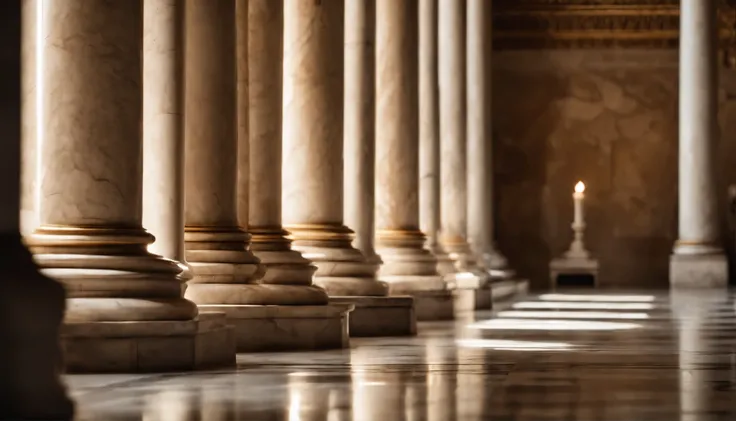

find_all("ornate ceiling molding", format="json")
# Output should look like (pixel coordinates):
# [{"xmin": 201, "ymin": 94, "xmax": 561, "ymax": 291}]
[{"xmin": 492, "ymin": 0, "xmax": 736, "ymax": 54}]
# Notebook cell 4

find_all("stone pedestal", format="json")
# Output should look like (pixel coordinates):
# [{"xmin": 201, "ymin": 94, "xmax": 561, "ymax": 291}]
[
  {"xmin": 195, "ymin": 304, "xmax": 351, "ymax": 352},
  {"xmin": 31, "ymin": 0, "xmax": 199, "ymax": 372},
  {"xmin": 670, "ymin": 254, "xmax": 728, "ymax": 288},
  {"xmin": 61, "ymin": 312, "xmax": 235, "ymax": 373},
  {"xmin": 550, "ymin": 256, "xmax": 599, "ymax": 289},
  {"xmin": 671, "ymin": 0, "xmax": 728, "ymax": 288}
]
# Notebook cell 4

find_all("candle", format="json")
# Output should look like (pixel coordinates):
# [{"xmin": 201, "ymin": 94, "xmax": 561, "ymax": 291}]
[{"xmin": 573, "ymin": 181, "xmax": 585, "ymax": 226}]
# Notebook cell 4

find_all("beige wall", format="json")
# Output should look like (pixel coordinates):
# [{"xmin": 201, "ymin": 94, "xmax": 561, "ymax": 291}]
[{"xmin": 492, "ymin": 49, "xmax": 736, "ymax": 290}]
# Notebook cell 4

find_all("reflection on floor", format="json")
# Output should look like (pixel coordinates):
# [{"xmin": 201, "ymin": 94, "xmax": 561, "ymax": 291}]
[{"xmin": 67, "ymin": 291, "xmax": 736, "ymax": 421}]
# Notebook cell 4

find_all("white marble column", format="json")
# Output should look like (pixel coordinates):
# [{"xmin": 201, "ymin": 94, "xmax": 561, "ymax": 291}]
[
  {"xmin": 419, "ymin": 0, "xmax": 440, "ymax": 253},
  {"xmin": 419, "ymin": 0, "xmax": 455, "ymax": 279},
  {"xmin": 282, "ymin": 0, "xmax": 384, "ymax": 298},
  {"xmin": 437, "ymin": 0, "xmax": 484, "ymax": 299},
  {"xmin": 240, "ymin": 0, "xmax": 328, "ymax": 305},
  {"xmin": 142, "ymin": 0, "xmax": 190, "ymax": 279},
  {"xmin": 438, "ymin": 0, "xmax": 470, "ymax": 264},
  {"xmin": 344, "ymin": 0, "xmax": 380, "ymax": 265},
  {"xmin": 374, "ymin": 0, "xmax": 449, "ymax": 317},
  {"xmin": 183, "ymin": 0, "xmax": 266, "ymax": 306},
  {"xmin": 671, "ymin": 0, "xmax": 727, "ymax": 287},
  {"xmin": 32, "ymin": 0, "xmax": 198, "ymax": 324},
  {"xmin": 0, "ymin": 1, "xmax": 72, "ymax": 416},
  {"xmin": 465, "ymin": 0, "xmax": 510, "ymax": 277}
]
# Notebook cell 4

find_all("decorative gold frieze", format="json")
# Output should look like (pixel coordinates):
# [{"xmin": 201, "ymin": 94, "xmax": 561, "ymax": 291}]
[{"xmin": 492, "ymin": 0, "xmax": 736, "ymax": 55}]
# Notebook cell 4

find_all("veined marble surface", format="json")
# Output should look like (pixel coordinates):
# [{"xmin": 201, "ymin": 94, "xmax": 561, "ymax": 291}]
[{"xmin": 67, "ymin": 291, "xmax": 736, "ymax": 420}]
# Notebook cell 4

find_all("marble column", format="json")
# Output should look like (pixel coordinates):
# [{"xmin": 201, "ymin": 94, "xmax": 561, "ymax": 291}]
[
  {"xmin": 142, "ymin": 0, "xmax": 189, "ymax": 279},
  {"xmin": 465, "ymin": 0, "xmax": 514, "ymax": 309},
  {"xmin": 465, "ymin": 0, "xmax": 509, "ymax": 275},
  {"xmin": 0, "ymin": 0, "xmax": 73, "ymax": 416},
  {"xmin": 183, "ymin": 0, "xmax": 263, "ymax": 303},
  {"xmin": 183, "ymin": 0, "xmax": 291, "ymax": 353},
  {"xmin": 235, "ymin": 0, "xmax": 350, "ymax": 350},
  {"xmin": 419, "ymin": 0, "xmax": 440, "ymax": 252},
  {"xmin": 344, "ymin": 0, "xmax": 379, "ymax": 265},
  {"xmin": 671, "ymin": 0, "xmax": 727, "ymax": 287},
  {"xmin": 142, "ymin": 0, "xmax": 236, "ymax": 367},
  {"xmin": 374, "ymin": 0, "xmax": 451, "ymax": 322},
  {"xmin": 339, "ymin": 0, "xmax": 416, "ymax": 334},
  {"xmin": 282, "ymin": 1, "xmax": 389, "ymax": 305},
  {"xmin": 437, "ymin": 0, "xmax": 483, "ymax": 309},
  {"xmin": 29, "ymin": 0, "xmax": 203, "ymax": 372}
]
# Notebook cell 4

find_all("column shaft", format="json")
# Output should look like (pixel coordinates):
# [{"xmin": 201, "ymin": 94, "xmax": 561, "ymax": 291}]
[
  {"xmin": 375, "ymin": 0, "xmax": 444, "ymax": 292},
  {"xmin": 183, "ymin": 0, "xmax": 264, "ymax": 304},
  {"xmin": 282, "ymin": 0, "xmax": 383, "ymax": 297},
  {"xmin": 419, "ymin": 0, "xmax": 440, "ymax": 251},
  {"xmin": 240, "ymin": 0, "xmax": 327, "ymax": 303},
  {"xmin": 438, "ymin": 0, "xmax": 468, "ymax": 254},
  {"xmin": 465, "ymin": 0, "xmax": 508, "ymax": 272},
  {"xmin": 0, "ymin": 0, "xmax": 72, "ymax": 416},
  {"xmin": 32, "ymin": 0, "xmax": 197, "ymax": 323},
  {"xmin": 677, "ymin": 0, "xmax": 719, "ymax": 250},
  {"xmin": 344, "ymin": 0, "xmax": 379, "ymax": 263},
  {"xmin": 20, "ymin": 0, "xmax": 37, "ymax": 237},
  {"xmin": 142, "ymin": 0, "xmax": 189, "ymax": 277}
]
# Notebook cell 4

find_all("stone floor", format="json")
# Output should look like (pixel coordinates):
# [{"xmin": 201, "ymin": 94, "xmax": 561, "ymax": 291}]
[{"xmin": 66, "ymin": 290, "xmax": 736, "ymax": 420}]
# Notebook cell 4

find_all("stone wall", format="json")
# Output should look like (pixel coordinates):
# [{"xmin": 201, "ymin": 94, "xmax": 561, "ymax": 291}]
[{"xmin": 492, "ymin": 49, "xmax": 736, "ymax": 290}]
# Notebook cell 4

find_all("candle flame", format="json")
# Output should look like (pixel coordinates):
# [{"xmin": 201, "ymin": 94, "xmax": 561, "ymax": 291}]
[{"xmin": 575, "ymin": 181, "xmax": 585, "ymax": 193}]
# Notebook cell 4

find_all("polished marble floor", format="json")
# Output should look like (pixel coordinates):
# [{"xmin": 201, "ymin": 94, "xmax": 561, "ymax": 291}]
[{"xmin": 67, "ymin": 291, "xmax": 736, "ymax": 421}]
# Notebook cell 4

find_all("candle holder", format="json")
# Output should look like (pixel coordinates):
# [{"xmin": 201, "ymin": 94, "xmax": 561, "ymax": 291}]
[{"xmin": 549, "ymin": 181, "xmax": 599, "ymax": 289}]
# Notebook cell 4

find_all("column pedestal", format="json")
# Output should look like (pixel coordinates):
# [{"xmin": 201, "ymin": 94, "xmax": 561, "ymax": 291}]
[{"xmin": 670, "ymin": 252, "xmax": 728, "ymax": 288}]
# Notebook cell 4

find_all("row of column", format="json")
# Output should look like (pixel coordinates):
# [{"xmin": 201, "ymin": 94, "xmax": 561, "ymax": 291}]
[
  {"xmin": 23, "ymin": 0, "xmax": 507, "ymax": 320},
  {"xmin": 8, "ymin": 0, "xmax": 512, "ymax": 394}
]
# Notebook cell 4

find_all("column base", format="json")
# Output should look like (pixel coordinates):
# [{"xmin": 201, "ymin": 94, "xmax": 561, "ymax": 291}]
[
  {"xmin": 197, "ymin": 304, "xmax": 352, "ymax": 352},
  {"xmin": 330, "ymin": 296, "xmax": 416, "ymax": 337},
  {"xmin": 670, "ymin": 253, "xmax": 729, "ymax": 288},
  {"xmin": 62, "ymin": 313, "xmax": 235, "ymax": 373}
]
